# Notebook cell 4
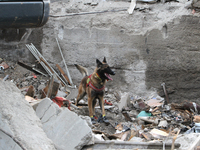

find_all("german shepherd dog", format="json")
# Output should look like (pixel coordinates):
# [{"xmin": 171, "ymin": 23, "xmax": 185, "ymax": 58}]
[{"xmin": 75, "ymin": 57, "xmax": 115, "ymax": 124}]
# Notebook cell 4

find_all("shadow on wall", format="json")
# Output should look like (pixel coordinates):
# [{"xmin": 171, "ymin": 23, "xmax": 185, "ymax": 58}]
[
  {"xmin": 144, "ymin": 16, "xmax": 200, "ymax": 103},
  {"xmin": 0, "ymin": 28, "xmax": 43, "ymax": 63},
  {"xmin": 0, "ymin": 29, "xmax": 28, "ymax": 42}
]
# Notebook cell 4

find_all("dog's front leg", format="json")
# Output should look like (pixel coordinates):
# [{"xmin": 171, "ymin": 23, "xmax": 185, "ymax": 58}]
[
  {"xmin": 99, "ymin": 96, "xmax": 109, "ymax": 124},
  {"xmin": 88, "ymin": 96, "xmax": 93, "ymax": 117},
  {"xmin": 88, "ymin": 96, "xmax": 97, "ymax": 124},
  {"xmin": 99, "ymin": 96, "xmax": 105, "ymax": 116}
]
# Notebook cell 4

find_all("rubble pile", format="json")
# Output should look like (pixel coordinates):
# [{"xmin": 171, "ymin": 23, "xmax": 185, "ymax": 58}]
[{"xmin": 1, "ymin": 55, "xmax": 200, "ymax": 150}]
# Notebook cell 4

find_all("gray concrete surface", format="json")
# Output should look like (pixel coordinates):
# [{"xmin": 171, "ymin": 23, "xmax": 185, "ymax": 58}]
[
  {"xmin": 0, "ymin": 80, "xmax": 56, "ymax": 150},
  {"xmin": 36, "ymin": 98, "xmax": 94, "ymax": 150},
  {"xmin": 0, "ymin": 0, "xmax": 200, "ymax": 103}
]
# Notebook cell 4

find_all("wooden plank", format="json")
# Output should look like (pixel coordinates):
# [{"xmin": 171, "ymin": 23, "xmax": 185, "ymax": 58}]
[{"xmin": 41, "ymin": 75, "xmax": 60, "ymax": 99}]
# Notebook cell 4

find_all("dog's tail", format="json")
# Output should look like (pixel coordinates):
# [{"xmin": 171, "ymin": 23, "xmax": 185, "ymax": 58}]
[{"xmin": 74, "ymin": 64, "xmax": 89, "ymax": 77}]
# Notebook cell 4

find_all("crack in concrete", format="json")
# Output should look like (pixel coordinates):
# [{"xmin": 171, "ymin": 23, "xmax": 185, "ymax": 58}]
[
  {"xmin": 0, "ymin": 128, "xmax": 26, "ymax": 150},
  {"xmin": 42, "ymin": 114, "xmax": 57, "ymax": 124},
  {"xmin": 40, "ymin": 101, "xmax": 54, "ymax": 120}
]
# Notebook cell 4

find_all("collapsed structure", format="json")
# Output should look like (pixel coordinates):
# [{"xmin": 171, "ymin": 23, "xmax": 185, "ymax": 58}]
[
  {"xmin": 1, "ymin": 0, "xmax": 200, "ymax": 149},
  {"xmin": 1, "ymin": 53, "xmax": 200, "ymax": 150}
]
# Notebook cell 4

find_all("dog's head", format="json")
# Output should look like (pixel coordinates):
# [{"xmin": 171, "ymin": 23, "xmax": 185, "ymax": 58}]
[{"xmin": 96, "ymin": 57, "xmax": 115, "ymax": 81}]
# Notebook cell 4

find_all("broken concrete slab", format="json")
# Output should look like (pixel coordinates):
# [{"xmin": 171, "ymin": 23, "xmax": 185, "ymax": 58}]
[
  {"xmin": 36, "ymin": 98, "xmax": 61, "ymax": 122},
  {"xmin": 165, "ymin": 133, "xmax": 200, "ymax": 150},
  {"xmin": 117, "ymin": 92, "xmax": 130, "ymax": 111},
  {"xmin": 0, "ymin": 80, "xmax": 56, "ymax": 150},
  {"xmin": 35, "ymin": 98, "xmax": 93, "ymax": 150}
]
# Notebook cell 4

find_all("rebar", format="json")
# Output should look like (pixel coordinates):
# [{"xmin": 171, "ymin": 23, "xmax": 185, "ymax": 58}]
[
  {"xmin": 29, "ymin": 43, "xmax": 68, "ymax": 86},
  {"xmin": 26, "ymin": 44, "xmax": 52, "ymax": 76},
  {"xmin": 56, "ymin": 38, "xmax": 73, "ymax": 85}
]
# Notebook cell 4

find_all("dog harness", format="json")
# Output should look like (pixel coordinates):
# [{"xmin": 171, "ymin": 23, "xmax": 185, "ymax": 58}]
[{"xmin": 86, "ymin": 74, "xmax": 105, "ymax": 92}]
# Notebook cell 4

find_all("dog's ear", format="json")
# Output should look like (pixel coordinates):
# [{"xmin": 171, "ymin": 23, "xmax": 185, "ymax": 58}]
[
  {"xmin": 103, "ymin": 57, "xmax": 107, "ymax": 63},
  {"xmin": 96, "ymin": 59, "xmax": 103, "ymax": 68}
]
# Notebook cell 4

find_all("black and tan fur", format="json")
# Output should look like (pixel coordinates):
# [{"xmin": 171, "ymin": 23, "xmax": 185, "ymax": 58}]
[{"xmin": 75, "ymin": 57, "xmax": 115, "ymax": 123}]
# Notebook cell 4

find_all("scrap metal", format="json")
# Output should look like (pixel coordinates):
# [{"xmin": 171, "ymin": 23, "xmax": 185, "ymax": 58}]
[{"xmin": 26, "ymin": 43, "xmax": 68, "ymax": 86}]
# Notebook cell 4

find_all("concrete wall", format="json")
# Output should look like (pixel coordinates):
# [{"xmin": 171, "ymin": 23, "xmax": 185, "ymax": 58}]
[{"xmin": 0, "ymin": 0, "xmax": 200, "ymax": 102}]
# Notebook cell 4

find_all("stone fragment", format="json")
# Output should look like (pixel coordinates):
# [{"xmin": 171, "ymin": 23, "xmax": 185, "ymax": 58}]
[
  {"xmin": 36, "ymin": 98, "xmax": 93, "ymax": 150},
  {"xmin": 158, "ymin": 120, "xmax": 168, "ymax": 128},
  {"xmin": 117, "ymin": 92, "xmax": 130, "ymax": 111},
  {"xmin": 66, "ymin": 88, "xmax": 78, "ymax": 100}
]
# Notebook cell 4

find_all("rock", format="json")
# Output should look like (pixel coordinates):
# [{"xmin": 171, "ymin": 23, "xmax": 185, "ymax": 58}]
[
  {"xmin": 192, "ymin": 0, "xmax": 200, "ymax": 8},
  {"xmin": 0, "ymin": 80, "xmax": 55, "ymax": 150},
  {"xmin": 35, "ymin": 98, "xmax": 93, "ymax": 150}
]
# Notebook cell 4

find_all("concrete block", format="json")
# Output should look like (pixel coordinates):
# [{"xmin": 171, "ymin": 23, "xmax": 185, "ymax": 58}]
[
  {"xmin": 36, "ymin": 98, "xmax": 93, "ymax": 150},
  {"xmin": 0, "ymin": 130, "xmax": 22, "ymax": 150},
  {"xmin": 36, "ymin": 98, "xmax": 61, "ymax": 122},
  {"xmin": 117, "ymin": 92, "xmax": 130, "ymax": 111},
  {"xmin": 0, "ymin": 80, "xmax": 56, "ymax": 150}
]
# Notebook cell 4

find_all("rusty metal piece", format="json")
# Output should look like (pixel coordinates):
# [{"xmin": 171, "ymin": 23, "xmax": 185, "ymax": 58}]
[
  {"xmin": 18, "ymin": 61, "xmax": 47, "ymax": 76},
  {"xmin": 41, "ymin": 74, "xmax": 60, "ymax": 99},
  {"xmin": 122, "ymin": 111, "xmax": 132, "ymax": 122},
  {"xmin": 161, "ymin": 83, "xmax": 170, "ymax": 104},
  {"xmin": 47, "ymin": 74, "xmax": 55, "ymax": 98},
  {"xmin": 56, "ymin": 64, "xmax": 71, "ymax": 85},
  {"xmin": 25, "ymin": 85, "xmax": 35, "ymax": 97}
]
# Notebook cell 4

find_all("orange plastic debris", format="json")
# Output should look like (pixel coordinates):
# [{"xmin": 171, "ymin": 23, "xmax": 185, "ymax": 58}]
[
  {"xmin": 52, "ymin": 97, "xmax": 71, "ymax": 110},
  {"xmin": 105, "ymin": 99, "xmax": 112, "ymax": 105}
]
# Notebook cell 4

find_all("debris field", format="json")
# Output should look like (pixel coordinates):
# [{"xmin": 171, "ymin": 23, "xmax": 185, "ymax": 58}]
[{"xmin": 1, "ymin": 44, "xmax": 200, "ymax": 150}]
